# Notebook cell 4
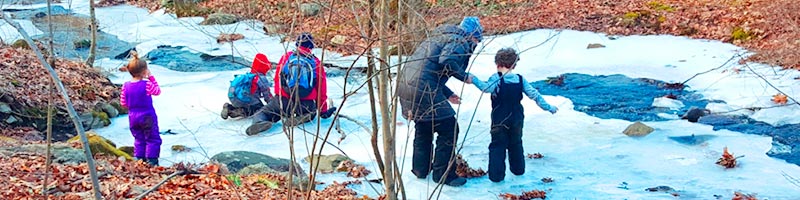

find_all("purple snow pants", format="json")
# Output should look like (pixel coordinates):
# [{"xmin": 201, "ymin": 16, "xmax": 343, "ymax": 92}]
[{"xmin": 123, "ymin": 81, "xmax": 162, "ymax": 159}]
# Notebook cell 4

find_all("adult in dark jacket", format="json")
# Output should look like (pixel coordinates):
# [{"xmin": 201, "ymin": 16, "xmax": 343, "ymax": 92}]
[{"xmin": 396, "ymin": 16, "xmax": 483, "ymax": 187}]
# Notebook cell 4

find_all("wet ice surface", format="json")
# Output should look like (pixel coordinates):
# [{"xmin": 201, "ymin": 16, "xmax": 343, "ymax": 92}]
[{"xmin": 6, "ymin": 1, "xmax": 797, "ymax": 199}]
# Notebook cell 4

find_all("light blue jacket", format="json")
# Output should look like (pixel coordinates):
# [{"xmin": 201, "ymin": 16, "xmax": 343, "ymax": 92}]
[{"xmin": 472, "ymin": 72, "xmax": 557, "ymax": 113}]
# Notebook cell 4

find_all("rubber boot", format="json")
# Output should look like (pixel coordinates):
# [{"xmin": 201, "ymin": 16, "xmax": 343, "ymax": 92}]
[{"xmin": 246, "ymin": 121, "xmax": 274, "ymax": 136}]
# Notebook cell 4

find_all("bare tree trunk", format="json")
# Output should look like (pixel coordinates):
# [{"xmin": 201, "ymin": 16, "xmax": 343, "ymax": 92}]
[
  {"xmin": 366, "ymin": 0, "xmax": 386, "ymax": 176},
  {"xmin": 0, "ymin": 14, "xmax": 103, "ymax": 200},
  {"xmin": 86, "ymin": 0, "xmax": 97, "ymax": 66},
  {"xmin": 42, "ymin": 0, "xmax": 57, "ymax": 197},
  {"xmin": 43, "ymin": 84, "xmax": 54, "ymax": 199},
  {"xmin": 378, "ymin": 0, "xmax": 396, "ymax": 198}
]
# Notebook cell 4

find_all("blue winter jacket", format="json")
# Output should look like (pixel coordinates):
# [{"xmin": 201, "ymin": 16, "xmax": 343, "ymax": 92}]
[{"xmin": 397, "ymin": 24, "xmax": 477, "ymax": 122}]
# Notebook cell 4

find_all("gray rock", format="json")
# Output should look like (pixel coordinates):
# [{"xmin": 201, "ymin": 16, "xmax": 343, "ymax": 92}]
[
  {"xmin": 96, "ymin": 102, "xmax": 119, "ymax": 118},
  {"xmin": 211, "ymin": 151, "xmax": 306, "ymax": 177},
  {"xmin": 0, "ymin": 144, "xmax": 86, "ymax": 164},
  {"xmin": 587, "ymin": 43, "xmax": 606, "ymax": 49},
  {"xmin": 303, "ymin": 154, "xmax": 352, "ymax": 173},
  {"xmin": 681, "ymin": 107, "xmax": 710, "ymax": 122},
  {"xmin": 5, "ymin": 115, "xmax": 18, "ymax": 124},
  {"xmin": 0, "ymin": 102, "xmax": 11, "ymax": 113},
  {"xmin": 299, "ymin": 3, "xmax": 321, "ymax": 17},
  {"xmin": 262, "ymin": 23, "xmax": 284, "ymax": 35},
  {"xmin": 119, "ymin": 146, "xmax": 134, "ymax": 156},
  {"xmin": 200, "ymin": 13, "xmax": 239, "ymax": 25},
  {"xmin": 623, "ymin": 121, "xmax": 654, "ymax": 137}
]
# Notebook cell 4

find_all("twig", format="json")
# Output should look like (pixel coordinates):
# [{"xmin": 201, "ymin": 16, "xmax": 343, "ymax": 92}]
[
  {"xmin": 1, "ymin": 12, "xmax": 103, "ymax": 200},
  {"xmin": 738, "ymin": 54, "xmax": 800, "ymax": 107},
  {"xmin": 133, "ymin": 170, "xmax": 187, "ymax": 200},
  {"xmin": 178, "ymin": 119, "xmax": 210, "ymax": 160},
  {"xmin": 681, "ymin": 54, "xmax": 737, "ymax": 86}
]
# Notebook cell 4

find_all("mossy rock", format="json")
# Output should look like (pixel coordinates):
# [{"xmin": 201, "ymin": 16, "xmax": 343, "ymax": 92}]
[
  {"xmin": 200, "ymin": 13, "xmax": 239, "ymax": 25},
  {"xmin": 303, "ymin": 154, "xmax": 352, "ymax": 173},
  {"xmin": 109, "ymin": 100, "xmax": 128, "ymax": 115},
  {"xmin": 647, "ymin": 1, "xmax": 674, "ymax": 12},
  {"xmin": 0, "ymin": 136, "xmax": 18, "ymax": 143},
  {"xmin": 68, "ymin": 131, "xmax": 132, "ymax": 160},
  {"xmin": 95, "ymin": 102, "xmax": 119, "ymax": 118},
  {"xmin": 92, "ymin": 110, "xmax": 111, "ymax": 126},
  {"xmin": 171, "ymin": 145, "xmax": 191, "ymax": 152},
  {"xmin": 119, "ymin": 146, "xmax": 134, "ymax": 156},
  {"xmin": 731, "ymin": 27, "xmax": 754, "ymax": 42},
  {"xmin": 74, "ymin": 39, "xmax": 91, "ymax": 49},
  {"xmin": 11, "ymin": 39, "xmax": 29, "ymax": 49},
  {"xmin": 623, "ymin": 121, "xmax": 654, "ymax": 137}
]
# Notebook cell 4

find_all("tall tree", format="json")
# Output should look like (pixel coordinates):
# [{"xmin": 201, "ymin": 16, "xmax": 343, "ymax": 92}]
[
  {"xmin": 86, "ymin": 0, "xmax": 98, "ymax": 66},
  {"xmin": 378, "ymin": 0, "xmax": 397, "ymax": 198}
]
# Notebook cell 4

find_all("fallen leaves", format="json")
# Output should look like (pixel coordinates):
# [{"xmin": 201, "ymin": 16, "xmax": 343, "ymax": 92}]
[
  {"xmin": 772, "ymin": 93, "xmax": 788, "ymax": 105},
  {"xmin": 455, "ymin": 154, "xmax": 486, "ymax": 178},
  {"xmin": 216, "ymin": 33, "xmax": 245, "ymax": 44},
  {"xmin": 716, "ymin": 147, "xmax": 738, "ymax": 169},
  {"xmin": 0, "ymin": 46, "xmax": 119, "ymax": 113},
  {"xmin": 336, "ymin": 160, "xmax": 371, "ymax": 178},
  {"xmin": 527, "ymin": 153, "xmax": 544, "ymax": 159},
  {"xmin": 541, "ymin": 177, "xmax": 553, "ymax": 183},
  {"xmin": 500, "ymin": 189, "xmax": 547, "ymax": 200},
  {"xmin": 732, "ymin": 191, "xmax": 758, "ymax": 200}
]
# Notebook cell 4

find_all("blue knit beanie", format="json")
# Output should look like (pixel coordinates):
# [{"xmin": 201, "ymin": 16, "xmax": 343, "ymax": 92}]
[
  {"xmin": 460, "ymin": 16, "xmax": 483, "ymax": 42},
  {"xmin": 296, "ymin": 32, "xmax": 315, "ymax": 49}
]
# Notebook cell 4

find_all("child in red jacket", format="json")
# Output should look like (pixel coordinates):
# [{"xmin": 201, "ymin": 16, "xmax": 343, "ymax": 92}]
[
  {"xmin": 221, "ymin": 53, "xmax": 274, "ymax": 119},
  {"xmin": 245, "ymin": 33, "xmax": 336, "ymax": 135}
]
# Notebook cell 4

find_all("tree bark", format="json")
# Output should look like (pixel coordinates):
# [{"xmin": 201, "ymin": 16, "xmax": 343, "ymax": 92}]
[
  {"xmin": 378, "ymin": 0, "xmax": 396, "ymax": 198},
  {"xmin": 86, "ymin": 0, "xmax": 98, "ymax": 66}
]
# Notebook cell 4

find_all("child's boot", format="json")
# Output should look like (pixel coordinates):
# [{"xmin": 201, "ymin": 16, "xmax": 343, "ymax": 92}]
[
  {"xmin": 146, "ymin": 158, "xmax": 159, "ymax": 166},
  {"xmin": 221, "ymin": 103, "xmax": 233, "ymax": 119},
  {"xmin": 246, "ymin": 121, "xmax": 273, "ymax": 135}
]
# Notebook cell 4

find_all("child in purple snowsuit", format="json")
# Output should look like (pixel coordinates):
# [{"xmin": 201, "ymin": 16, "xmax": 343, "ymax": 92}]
[{"xmin": 120, "ymin": 51, "xmax": 162, "ymax": 166}]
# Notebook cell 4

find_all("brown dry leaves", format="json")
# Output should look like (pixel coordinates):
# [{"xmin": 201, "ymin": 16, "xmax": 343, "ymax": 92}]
[
  {"xmin": 527, "ymin": 153, "xmax": 544, "ymax": 159},
  {"xmin": 500, "ymin": 189, "xmax": 547, "ymax": 200},
  {"xmin": 455, "ymin": 154, "xmax": 486, "ymax": 178},
  {"xmin": 217, "ymin": 33, "xmax": 245, "ymax": 44},
  {"xmin": 0, "ymin": 46, "xmax": 119, "ymax": 112},
  {"xmin": 336, "ymin": 160, "xmax": 371, "ymax": 178},
  {"xmin": 733, "ymin": 191, "xmax": 758, "ymax": 200},
  {"xmin": 716, "ymin": 147, "xmax": 737, "ymax": 169},
  {"xmin": 772, "ymin": 93, "xmax": 788, "ymax": 105},
  {"xmin": 0, "ymin": 152, "xmax": 371, "ymax": 199}
]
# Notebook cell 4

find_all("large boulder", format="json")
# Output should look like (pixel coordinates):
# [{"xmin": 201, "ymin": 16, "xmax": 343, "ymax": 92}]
[
  {"xmin": 211, "ymin": 151, "xmax": 306, "ymax": 177},
  {"xmin": 68, "ymin": 131, "xmax": 132, "ymax": 160},
  {"xmin": 303, "ymin": 154, "xmax": 352, "ymax": 173},
  {"xmin": 623, "ymin": 121, "xmax": 654, "ymax": 137},
  {"xmin": 200, "ymin": 13, "xmax": 239, "ymax": 25}
]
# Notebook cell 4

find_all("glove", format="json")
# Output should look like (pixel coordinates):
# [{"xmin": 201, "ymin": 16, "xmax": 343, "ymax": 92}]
[
  {"xmin": 320, "ymin": 107, "xmax": 337, "ymax": 119},
  {"xmin": 548, "ymin": 107, "xmax": 558, "ymax": 114}
]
